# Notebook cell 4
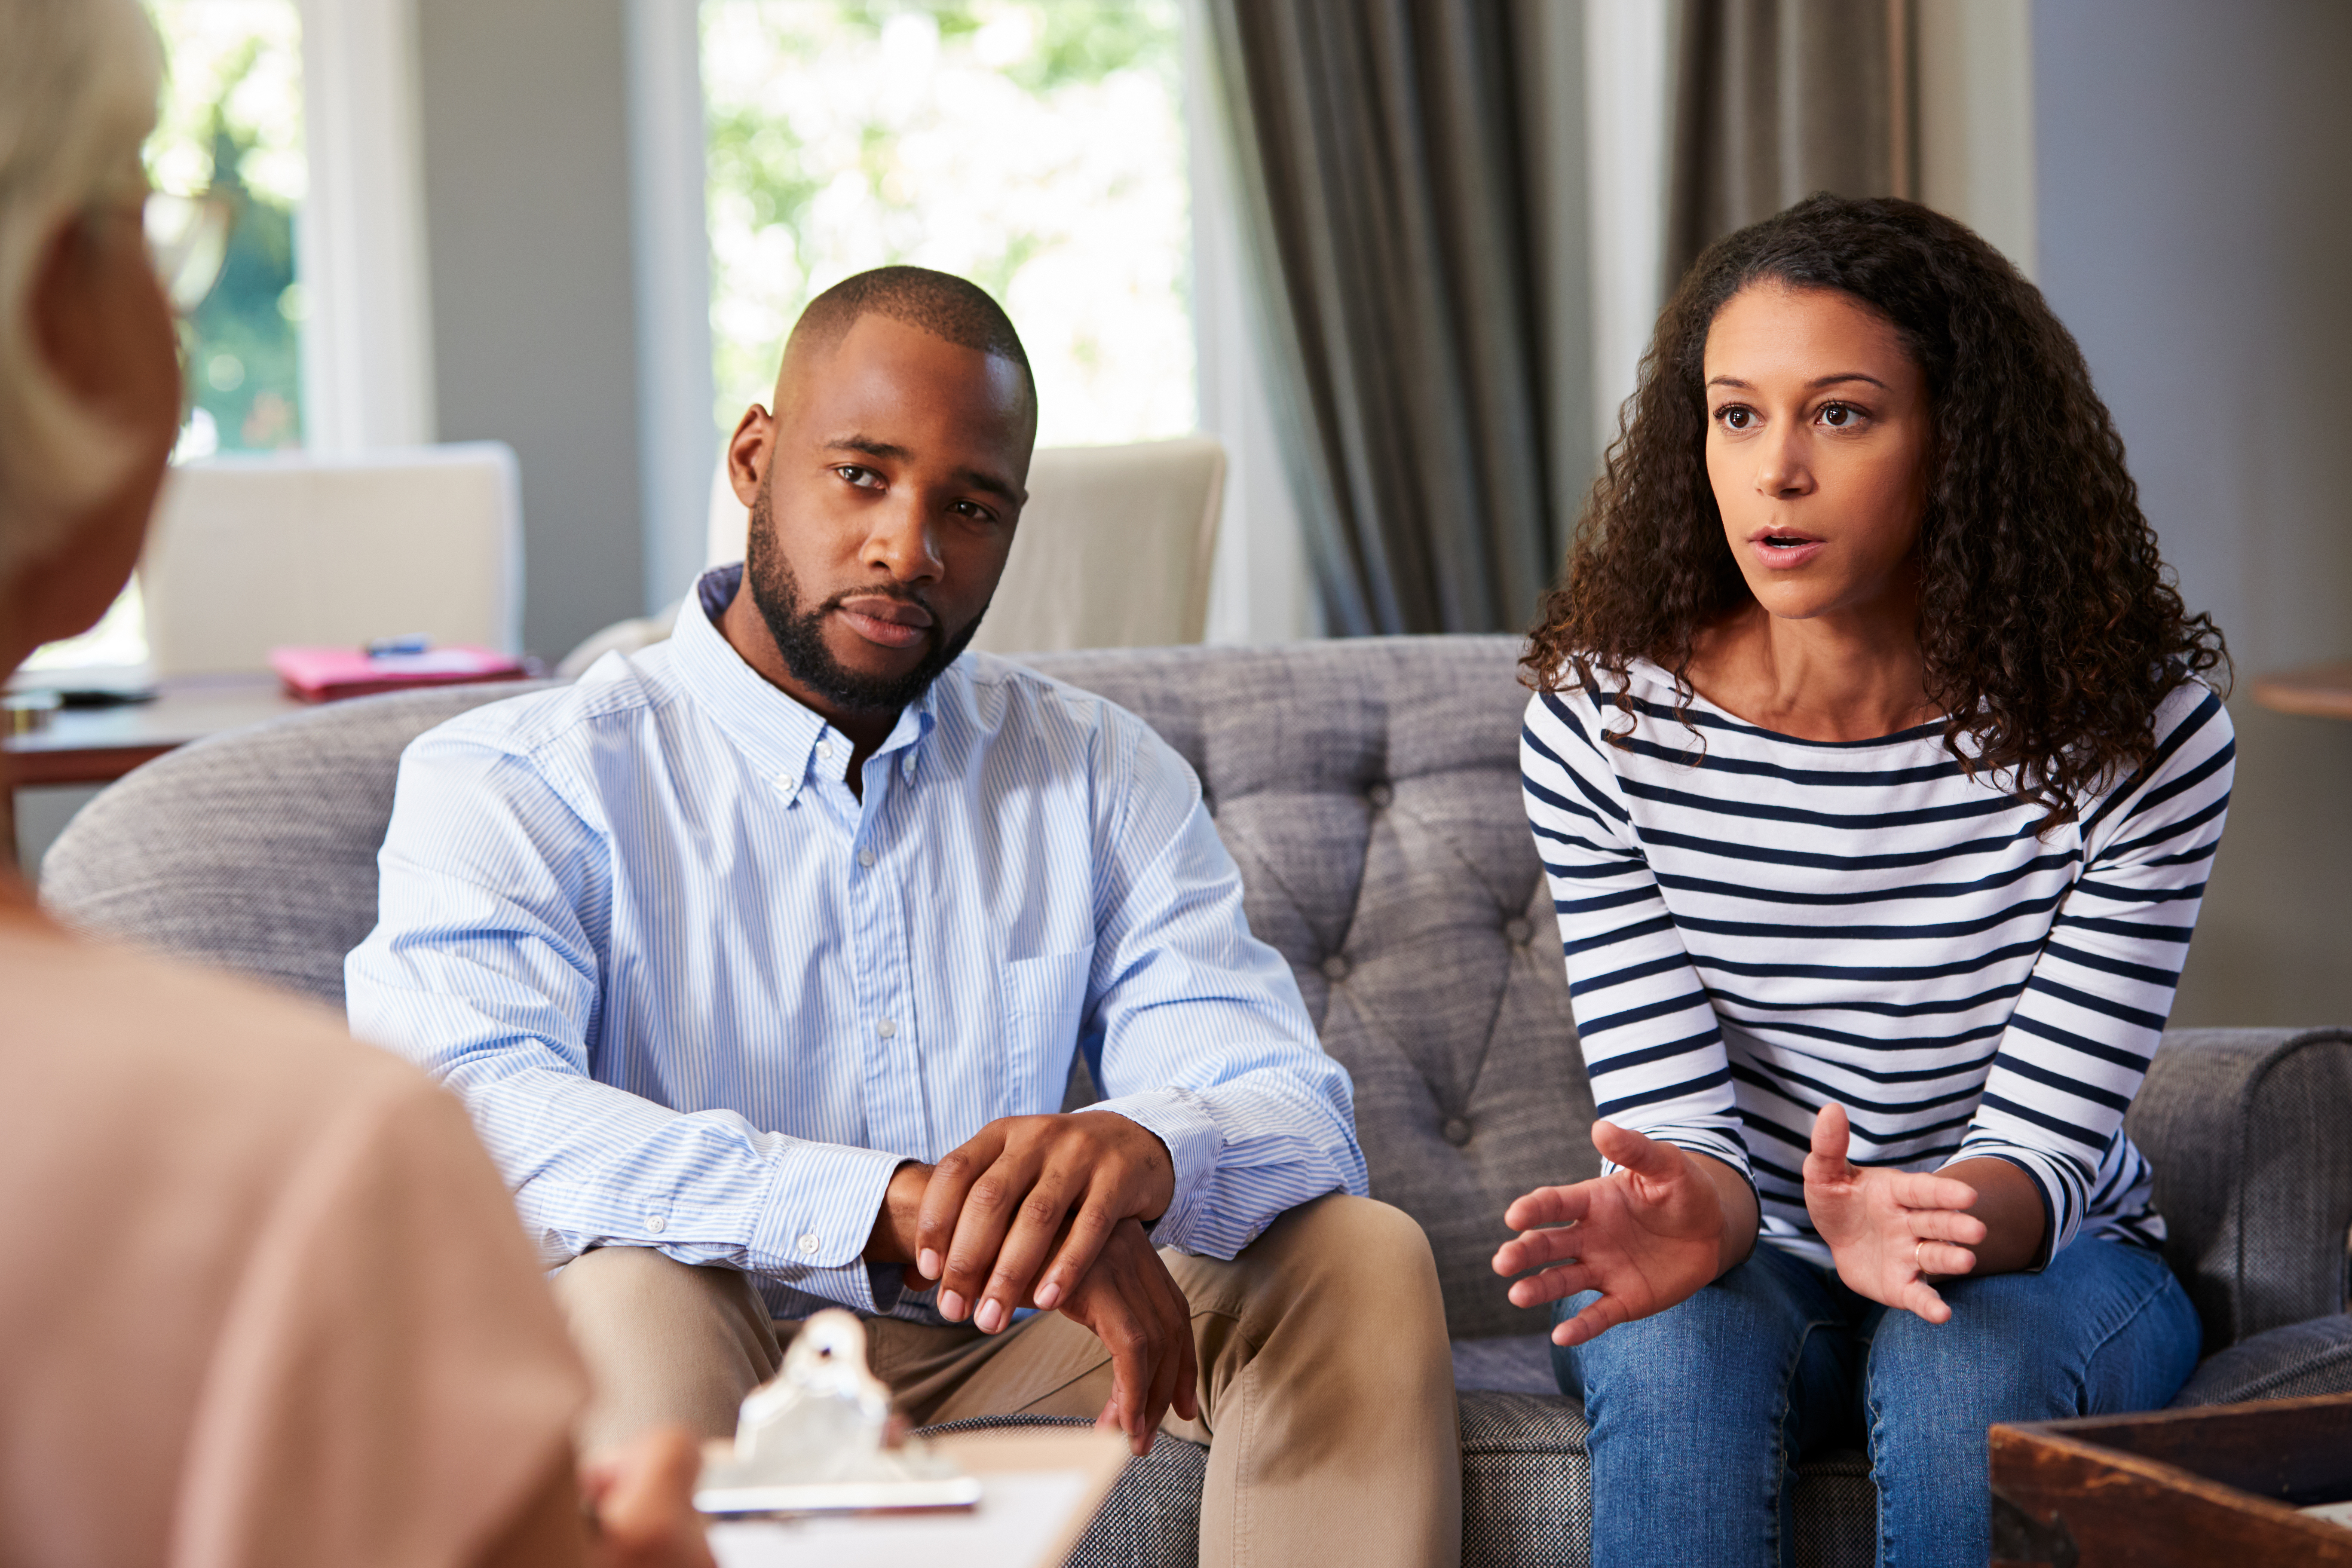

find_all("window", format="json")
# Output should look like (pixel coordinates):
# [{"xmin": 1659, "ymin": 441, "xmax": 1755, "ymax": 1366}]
[
  {"xmin": 148, "ymin": 0, "xmax": 308, "ymax": 460},
  {"xmin": 701, "ymin": 0, "xmax": 1192, "ymax": 448}
]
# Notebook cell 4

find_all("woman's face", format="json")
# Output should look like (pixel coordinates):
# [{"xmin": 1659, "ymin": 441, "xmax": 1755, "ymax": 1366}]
[{"xmin": 1702, "ymin": 282, "xmax": 1932, "ymax": 624}]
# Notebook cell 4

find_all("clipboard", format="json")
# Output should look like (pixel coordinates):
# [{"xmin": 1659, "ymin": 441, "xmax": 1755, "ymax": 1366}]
[{"xmin": 705, "ymin": 1427, "xmax": 1132, "ymax": 1568}]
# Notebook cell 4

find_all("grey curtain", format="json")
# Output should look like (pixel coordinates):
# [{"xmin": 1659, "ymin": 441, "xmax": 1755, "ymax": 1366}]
[
  {"xmin": 1201, "ymin": 1, "xmax": 1565, "ymax": 638},
  {"xmin": 1667, "ymin": 0, "xmax": 1913, "ymax": 287}
]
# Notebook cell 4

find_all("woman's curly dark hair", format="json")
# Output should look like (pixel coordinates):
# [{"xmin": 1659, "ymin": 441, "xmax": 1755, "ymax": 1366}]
[{"xmin": 1524, "ymin": 193, "xmax": 2226, "ymax": 828}]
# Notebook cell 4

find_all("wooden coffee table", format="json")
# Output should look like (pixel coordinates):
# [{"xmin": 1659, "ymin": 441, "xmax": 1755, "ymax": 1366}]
[{"xmin": 1991, "ymin": 1392, "xmax": 2352, "ymax": 1565}]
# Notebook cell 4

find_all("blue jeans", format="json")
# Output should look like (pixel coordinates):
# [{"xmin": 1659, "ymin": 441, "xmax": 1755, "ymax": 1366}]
[{"xmin": 1555, "ymin": 1236, "xmax": 2201, "ymax": 1568}]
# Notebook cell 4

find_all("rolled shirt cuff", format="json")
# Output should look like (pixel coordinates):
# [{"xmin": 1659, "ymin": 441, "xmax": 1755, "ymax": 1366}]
[
  {"xmin": 747, "ymin": 1141, "xmax": 911, "ymax": 1313},
  {"xmin": 1086, "ymin": 1087, "xmax": 1224, "ymax": 1252}
]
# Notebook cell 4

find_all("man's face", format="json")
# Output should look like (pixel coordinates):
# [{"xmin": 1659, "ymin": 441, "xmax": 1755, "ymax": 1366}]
[{"xmin": 731, "ymin": 312, "xmax": 1032, "ymax": 717}]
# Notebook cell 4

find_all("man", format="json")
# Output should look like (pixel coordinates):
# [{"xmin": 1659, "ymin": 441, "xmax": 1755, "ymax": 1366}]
[{"xmin": 349, "ymin": 266, "xmax": 1460, "ymax": 1567}]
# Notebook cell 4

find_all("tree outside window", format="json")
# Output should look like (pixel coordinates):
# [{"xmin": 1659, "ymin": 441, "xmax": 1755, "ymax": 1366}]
[
  {"xmin": 147, "ymin": 0, "xmax": 307, "ymax": 459},
  {"xmin": 702, "ymin": 0, "xmax": 1193, "ymax": 449}
]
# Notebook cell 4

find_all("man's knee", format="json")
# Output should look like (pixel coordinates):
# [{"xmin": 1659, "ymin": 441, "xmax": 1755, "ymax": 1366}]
[
  {"xmin": 1254, "ymin": 1194, "xmax": 1440, "ymax": 1304},
  {"xmin": 553, "ymin": 1246, "xmax": 781, "ymax": 1449},
  {"xmin": 1212, "ymin": 1194, "xmax": 1446, "ymax": 1357},
  {"xmin": 556, "ymin": 1241, "xmax": 749, "ymax": 1323}
]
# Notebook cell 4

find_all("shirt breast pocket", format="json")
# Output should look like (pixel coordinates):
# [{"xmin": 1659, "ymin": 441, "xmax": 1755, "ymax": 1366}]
[{"xmin": 998, "ymin": 949, "xmax": 1092, "ymax": 1118}]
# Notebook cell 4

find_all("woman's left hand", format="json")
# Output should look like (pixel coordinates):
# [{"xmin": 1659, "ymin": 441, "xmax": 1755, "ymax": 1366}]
[{"xmin": 1802, "ymin": 1102, "xmax": 1988, "ymax": 1323}]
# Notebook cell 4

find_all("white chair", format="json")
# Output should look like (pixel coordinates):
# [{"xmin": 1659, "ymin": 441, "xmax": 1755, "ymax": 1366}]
[
  {"xmin": 139, "ymin": 444, "xmax": 524, "ymax": 677},
  {"xmin": 698, "ymin": 435, "xmax": 1227, "ymax": 655}
]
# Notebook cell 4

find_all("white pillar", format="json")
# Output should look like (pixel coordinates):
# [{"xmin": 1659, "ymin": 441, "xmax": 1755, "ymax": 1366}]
[
  {"xmin": 625, "ymin": 0, "xmax": 720, "ymax": 614},
  {"xmin": 1915, "ymin": 0, "xmax": 2038, "ymax": 280},
  {"xmin": 295, "ymin": 0, "xmax": 437, "ymax": 451},
  {"xmin": 1583, "ymin": 0, "xmax": 1676, "ymax": 458}
]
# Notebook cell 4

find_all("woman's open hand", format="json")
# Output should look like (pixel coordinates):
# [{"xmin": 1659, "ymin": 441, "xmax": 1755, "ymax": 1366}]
[
  {"xmin": 1802, "ymin": 1102, "xmax": 1987, "ymax": 1323},
  {"xmin": 1491, "ymin": 1121, "xmax": 1750, "ymax": 1348}
]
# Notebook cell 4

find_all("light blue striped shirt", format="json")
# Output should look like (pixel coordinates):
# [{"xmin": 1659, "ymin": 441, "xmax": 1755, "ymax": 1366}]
[{"xmin": 347, "ymin": 565, "xmax": 1365, "ymax": 1322}]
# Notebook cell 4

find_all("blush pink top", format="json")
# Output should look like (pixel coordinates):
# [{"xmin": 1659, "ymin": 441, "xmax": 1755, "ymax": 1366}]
[{"xmin": 0, "ymin": 908, "xmax": 588, "ymax": 1567}]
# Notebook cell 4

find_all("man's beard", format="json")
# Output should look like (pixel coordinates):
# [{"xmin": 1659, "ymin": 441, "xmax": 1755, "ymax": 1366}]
[{"xmin": 744, "ymin": 480, "xmax": 986, "ymax": 716}]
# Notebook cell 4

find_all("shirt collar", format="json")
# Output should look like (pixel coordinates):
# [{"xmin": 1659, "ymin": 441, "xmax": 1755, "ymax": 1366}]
[{"xmin": 673, "ymin": 564, "xmax": 939, "ymax": 804}]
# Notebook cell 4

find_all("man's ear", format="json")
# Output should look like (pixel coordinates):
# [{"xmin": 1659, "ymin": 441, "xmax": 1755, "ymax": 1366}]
[{"xmin": 728, "ymin": 405, "xmax": 774, "ymax": 508}]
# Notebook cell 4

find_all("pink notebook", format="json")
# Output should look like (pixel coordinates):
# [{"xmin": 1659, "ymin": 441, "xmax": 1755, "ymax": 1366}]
[{"xmin": 270, "ymin": 644, "xmax": 529, "ymax": 703}]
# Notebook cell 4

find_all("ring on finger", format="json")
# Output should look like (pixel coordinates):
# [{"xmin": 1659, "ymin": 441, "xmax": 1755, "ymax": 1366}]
[{"xmin": 1914, "ymin": 1239, "xmax": 1927, "ymax": 1275}]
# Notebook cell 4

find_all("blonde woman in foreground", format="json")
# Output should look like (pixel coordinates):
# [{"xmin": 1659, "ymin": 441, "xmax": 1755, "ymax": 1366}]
[{"xmin": 0, "ymin": 2, "xmax": 710, "ymax": 1562}]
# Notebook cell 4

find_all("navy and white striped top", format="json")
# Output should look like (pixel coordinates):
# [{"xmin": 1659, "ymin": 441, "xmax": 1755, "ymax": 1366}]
[
  {"xmin": 1520, "ymin": 659, "xmax": 2233, "ymax": 1267},
  {"xmin": 347, "ymin": 565, "xmax": 1364, "ymax": 1324}
]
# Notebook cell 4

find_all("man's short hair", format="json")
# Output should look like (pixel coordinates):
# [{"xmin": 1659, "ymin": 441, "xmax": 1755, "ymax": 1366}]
[{"xmin": 785, "ymin": 265, "xmax": 1035, "ymax": 411}]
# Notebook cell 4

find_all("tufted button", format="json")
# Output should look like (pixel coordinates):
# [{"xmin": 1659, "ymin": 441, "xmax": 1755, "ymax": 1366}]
[
  {"xmin": 1366, "ymin": 782, "xmax": 1394, "ymax": 808},
  {"xmin": 1442, "ymin": 1117, "xmax": 1473, "ymax": 1147},
  {"xmin": 1505, "ymin": 918, "xmax": 1533, "ymax": 946},
  {"xmin": 1321, "ymin": 954, "xmax": 1349, "ymax": 982}
]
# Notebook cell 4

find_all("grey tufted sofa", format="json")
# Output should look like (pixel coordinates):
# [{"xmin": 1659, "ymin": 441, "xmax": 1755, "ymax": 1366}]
[{"xmin": 41, "ymin": 636, "xmax": 2352, "ymax": 1568}]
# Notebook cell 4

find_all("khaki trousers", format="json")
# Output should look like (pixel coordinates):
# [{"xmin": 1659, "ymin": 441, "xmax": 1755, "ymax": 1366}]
[{"xmin": 554, "ymin": 1194, "xmax": 1462, "ymax": 1568}]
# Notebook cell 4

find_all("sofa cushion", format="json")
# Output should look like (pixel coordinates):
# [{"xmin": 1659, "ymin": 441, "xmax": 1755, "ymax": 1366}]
[
  {"xmin": 1453, "ymin": 1333, "xmax": 1561, "ymax": 1396},
  {"xmin": 2170, "ymin": 1312, "xmax": 2352, "ymax": 1407},
  {"xmin": 2126, "ymin": 1028, "xmax": 2352, "ymax": 1344},
  {"xmin": 1026, "ymin": 640, "xmax": 1597, "ymax": 1340}
]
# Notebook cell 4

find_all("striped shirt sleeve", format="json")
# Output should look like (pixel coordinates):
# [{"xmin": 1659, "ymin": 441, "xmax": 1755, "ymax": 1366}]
[
  {"xmin": 1521, "ymin": 685, "xmax": 1751, "ymax": 1183},
  {"xmin": 1949, "ymin": 684, "xmax": 2235, "ymax": 1262}
]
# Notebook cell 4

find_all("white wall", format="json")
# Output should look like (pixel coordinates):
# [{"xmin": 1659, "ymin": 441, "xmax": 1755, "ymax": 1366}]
[
  {"xmin": 2034, "ymin": 0, "xmax": 2352, "ymax": 1029},
  {"xmin": 414, "ymin": 0, "xmax": 647, "ymax": 662},
  {"xmin": 1914, "ymin": 0, "xmax": 2036, "ymax": 278}
]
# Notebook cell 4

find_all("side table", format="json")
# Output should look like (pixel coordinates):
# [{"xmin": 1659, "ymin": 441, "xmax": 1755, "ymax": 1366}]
[
  {"xmin": 3, "ymin": 675, "xmax": 304, "ymax": 867},
  {"xmin": 2254, "ymin": 661, "xmax": 2352, "ymax": 720}
]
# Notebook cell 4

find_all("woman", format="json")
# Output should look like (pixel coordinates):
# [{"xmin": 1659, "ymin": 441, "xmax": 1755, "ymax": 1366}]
[
  {"xmin": 0, "ymin": 2, "xmax": 707, "ymax": 1562},
  {"xmin": 1493, "ymin": 193, "xmax": 2230, "ymax": 1568}
]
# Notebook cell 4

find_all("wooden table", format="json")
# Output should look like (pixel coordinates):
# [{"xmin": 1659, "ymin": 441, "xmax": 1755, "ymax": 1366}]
[
  {"xmin": 1991, "ymin": 1392, "xmax": 2352, "ymax": 1565},
  {"xmin": 3, "ymin": 675, "xmax": 305, "ymax": 865},
  {"xmin": 4, "ymin": 675, "xmax": 304, "ymax": 787},
  {"xmin": 2254, "ymin": 661, "xmax": 2352, "ymax": 720}
]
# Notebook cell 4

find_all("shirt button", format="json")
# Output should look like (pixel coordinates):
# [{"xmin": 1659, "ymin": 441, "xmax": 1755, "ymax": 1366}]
[
  {"xmin": 797, "ymin": 1233, "xmax": 820, "ymax": 1256},
  {"xmin": 858, "ymin": 848, "xmax": 876, "ymax": 868},
  {"xmin": 877, "ymin": 1018, "xmax": 897, "ymax": 1038},
  {"xmin": 815, "ymin": 740, "xmax": 832, "ymax": 760},
  {"xmin": 1367, "ymin": 782, "xmax": 1394, "ymax": 808},
  {"xmin": 645, "ymin": 1214, "xmax": 667, "ymax": 1234},
  {"xmin": 1505, "ymin": 918, "xmax": 1533, "ymax": 945},
  {"xmin": 901, "ymin": 756, "xmax": 916, "ymax": 778}
]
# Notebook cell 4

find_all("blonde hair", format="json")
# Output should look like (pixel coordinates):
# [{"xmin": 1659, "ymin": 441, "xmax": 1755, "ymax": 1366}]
[{"xmin": 0, "ymin": 0, "xmax": 164, "ymax": 582}]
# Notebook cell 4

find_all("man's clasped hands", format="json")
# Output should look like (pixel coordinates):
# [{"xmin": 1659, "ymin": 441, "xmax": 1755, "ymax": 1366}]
[{"xmin": 864, "ymin": 1109, "xmax": 1198, "ymax": 1455}]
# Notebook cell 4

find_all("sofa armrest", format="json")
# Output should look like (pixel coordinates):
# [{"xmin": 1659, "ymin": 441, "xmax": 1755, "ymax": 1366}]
[{"xmin": 2126, "ymin": 1028, "xmax": 2352, "ymax": 1349}]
